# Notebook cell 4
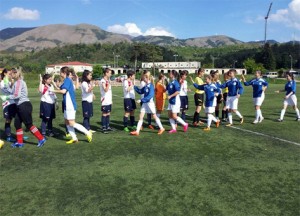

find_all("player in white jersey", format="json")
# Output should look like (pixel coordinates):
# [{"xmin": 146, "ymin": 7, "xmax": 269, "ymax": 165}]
[
  {"xmin": 123, "ymin": 70, "xmax": 136, "ymax": 132},
  {"xmin": 100, "ymin": 68, "xmax": 113, "ymax": 134},
  {"xmin": 81, "ymin": 70, "xmax": 95, "ymax": 132},
  {"xmin": 39, "ymin": 73, "xmax": 57, "ymax": 137},
  {"xmin": 0, "ymin": 68, "xmax": 17, "ymax": 142},
  {"xmin": 179, "ymin": 70, "xmax": 189, "ymax": 121}
]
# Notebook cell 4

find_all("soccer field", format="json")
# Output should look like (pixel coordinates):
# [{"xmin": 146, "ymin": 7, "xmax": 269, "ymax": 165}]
[{"xmin": 0, "ymin": 83, "xmax": 299, "ymax": 215}]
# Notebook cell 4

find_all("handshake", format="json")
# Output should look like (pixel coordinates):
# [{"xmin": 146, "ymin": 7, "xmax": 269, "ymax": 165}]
[{"xmin": 0, "ymin": 95, "xmax": 9, "ymax": 101}]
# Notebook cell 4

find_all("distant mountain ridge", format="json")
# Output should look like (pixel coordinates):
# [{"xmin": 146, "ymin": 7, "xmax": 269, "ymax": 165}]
[{"xmin": 0, "ymin": 24, "xmax": 282, "ymax": 51}]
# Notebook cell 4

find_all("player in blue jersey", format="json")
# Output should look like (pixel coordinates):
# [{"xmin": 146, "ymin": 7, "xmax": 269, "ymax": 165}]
[
  {"xmin": 166, "ymin": 70, "xmax": 188, "ymax": 133},
  {"xmin": 53, "ymin": 67, "xmax": 92, "ymax": 144},
  {"xmin": 275, "ymin": 72, "xmax": 300, "ymax": 121},
  {"xmin": 219, "ymin": 69, "xmax": 244, "ymax": 126},
  {"xmin": 130, "ymin": 71, "xmax": 165, "ymax": 136},
  {"xmin": 241, "ymin": 71, "xmax": 268, "ymax": 124},
  {"xmin": 191, "ymin": 75, "xmax": 221, "ymax": 131}
]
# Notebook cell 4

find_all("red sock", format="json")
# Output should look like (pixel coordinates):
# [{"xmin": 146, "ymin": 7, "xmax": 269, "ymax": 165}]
[
  {"xmin": 16, "ymin": 129, "xmax": 23, "ymax": 143},
  {"xmin": 30, "ymin": 126, "xmax": 44, "ymax": 141}
]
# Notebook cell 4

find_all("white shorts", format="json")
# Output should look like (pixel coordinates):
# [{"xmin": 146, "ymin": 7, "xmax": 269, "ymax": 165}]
[
  {"xmin": 141, "ymin": 101, "xmax": 156, "ymax": 114},
  {"xmin": 205, "ymin": 106, "xmax": 216, "ymax": 114},
  {"xmin": 284, "ymin": 94, "xmax": 297, "ymax": 106},
  {"xmin": 226, "ymin": 96, "xmax": 239, "ymax": 110},
  {"xmin": 167, "ymin": 96, "xmax": 181, "ymax": 113},
  {"xmin": 253, "ymin": 93, "xmax": 265, "ymax": 106},
  {"xmin": 64, "ymin": 110, "xmax": 76, "ymax": 120}
]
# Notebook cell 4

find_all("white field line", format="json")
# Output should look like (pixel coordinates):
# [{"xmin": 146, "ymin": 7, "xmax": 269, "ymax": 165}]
[{"xmin": 230, "ymin": 126, "xmax": 300, "ymax": 147}]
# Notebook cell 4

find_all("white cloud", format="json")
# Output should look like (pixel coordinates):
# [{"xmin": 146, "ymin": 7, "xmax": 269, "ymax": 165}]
[
  {"xmin": 4, "ymin": 7, "xmax": 40, "ymax": 20},
  {"xmin": 244, "ymin": 17, "xmax": 254, "ymax": 24},
  {"xmin": 107, "ymin": 23, "xmax": 174, "ymax": 37},
  {"xmin": 269, "ymin": 0, "xmax": 300, "ymax": 30},
  {"xmin": 107, "ymin": 23, "xmax": 142, "ymax": 37},
  {"xmin": 144, "ymin": 27, "xmax": 174, "ymax": 37}
]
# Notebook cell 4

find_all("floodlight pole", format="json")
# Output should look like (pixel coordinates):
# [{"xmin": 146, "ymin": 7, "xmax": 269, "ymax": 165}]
[{"xmin": 264, "ymin": 2, "xmax": 273, "ymax": 45}]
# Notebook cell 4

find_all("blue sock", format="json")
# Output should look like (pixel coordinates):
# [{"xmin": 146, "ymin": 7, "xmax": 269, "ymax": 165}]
[
  {"xmin": 123, "ymin": 116, "xmax": 128, "ymax": 127},
  {"xmin": 106, "ymin": 115, "xmax": 110, "ymax": 129},
  {"xmin": 102, "ymin": 116, "xmax": 106, "ymax": 130},
  {"xmin": 130, "ymin": 116, "xmax": 135, "ymax": 126},
  {"xmin": 147, "ymin": 113, "xmax": 152, "ymax": 125}
]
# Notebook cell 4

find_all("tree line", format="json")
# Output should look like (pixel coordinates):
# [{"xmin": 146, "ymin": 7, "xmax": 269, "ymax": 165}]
[{"xmin": 0, "ymin": 41, "xmax": 299, "ymax": 75}]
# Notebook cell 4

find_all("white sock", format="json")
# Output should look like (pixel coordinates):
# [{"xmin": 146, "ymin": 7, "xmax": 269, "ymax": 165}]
[
  {"xmin": 228, "ymin": 113, "xmax": 233, "ymax": 124},
  {"xmin": 259, "ymin": 109, "xmax": 263, "ymax": 119},
  {"xmin": 235, "ymin": 111, "xmax": 243, "ymax": 118},
  {"xmin": 169, "ymin": 118, "xmax": 176, "ymax": 130},
  {"xmin": 210, "ymin": 114, "xmax": 218, "ymax": 123},
  {"xmin": 136, "ymin": 120, "xmax": 143, "ymax": 133},
  {"xmin": 280, "ymin": 109, "xmax": 286, "ymax": 120},
  {"xmin": 207, "ymin": 114, "xmax": 212, "ymax": 127},
  {"xmin": 255, "ymin": 110, "xmax": 260, "ymax": 121},
  {"xmin": 155, "ymin": 117, "xmax": 163, "ymax": 130},
  {"xmin": 74, "ymin": 123, "xmax": 88, "ymax": 135},
  {"xmin": 176, "ymin": 116, "xmax": 186, "ymax": 126},
  {"xmin": 295, "ymin": 108, "xmax": 300, "ymax": 118},
  {"xmin": 67, "ymin": 125, "xmax": 77, "ymax": 140}
]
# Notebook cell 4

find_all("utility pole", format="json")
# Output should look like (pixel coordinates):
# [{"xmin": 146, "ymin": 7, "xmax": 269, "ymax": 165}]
[
  {"xmin": 264, "ymin": 2, "xmax": 273, "ymax": 45},
  {"xmin": 289, "ymin": 55, "xmax": 293, "ymax": 71}
]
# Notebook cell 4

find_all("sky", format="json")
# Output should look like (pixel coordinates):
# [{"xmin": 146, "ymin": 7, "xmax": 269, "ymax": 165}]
[{"xmin": 0, "ymin": 0, "xmax": 299, "ymax": 42}]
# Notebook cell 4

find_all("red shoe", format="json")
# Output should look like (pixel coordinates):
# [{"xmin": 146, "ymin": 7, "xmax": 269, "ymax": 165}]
[
  {"xmin": 130, "ymin": 131, "xmax": 139, "ymax": 136},
  {"xmin": 157, "ymin": 128, "xmax": 165, "ymax": 135},
  {"xmin": 168, "ymin": 129, "xmax": 177, "ymax": 134},
  {"xmin": 216, "ymin": 120, "xmax": 220, "ymax": 128},
  {"xmin": 148, "ymin": 125, "xmax": 154, "ymax": 130}
]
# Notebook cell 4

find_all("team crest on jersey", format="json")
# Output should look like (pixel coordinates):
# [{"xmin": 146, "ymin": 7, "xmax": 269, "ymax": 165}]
[
  {"xmin": 233, "ymin": 82, "xmax": 236, "ymax": 85},
  {"xmin": 259, "ymin": 82, "xmax": 262, "ymax": 85},
  {"xmin": 146, "ymin": 88, "xmax": 149, "ymax": 93},
  {"xmin": 210, "ymin": 88, "xmax": 214, "ymax": 91}
]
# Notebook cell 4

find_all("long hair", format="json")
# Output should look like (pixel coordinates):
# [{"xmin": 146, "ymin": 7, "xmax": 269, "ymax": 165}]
[
  {"xmin": 60, "ymin": 66, "xmax": 70, "ymax": 76},
  {"xmin": 286, "ymin": 72, "xmax": 294, "ymax": 80},
  {"xmin": 82, "ymin": 70, "xmax": 91, "ymax": 83},
  {"xmin": 42, "ymin": 74, "xmax": 52, "ymax": 85},
  {"xmin": 12, "ymin": 68, "xmax": 23, "ymax": 80},
  {"xmin": 171, "ymin": 70, "xmax": 179, "ymax": 82},
  {"xmin": 1, "ymin": 68, "xmax": 8, "ymax": 80},
  {"xmin": 197, "ymin": 68, "xmax": 204, "ymax": 75}
]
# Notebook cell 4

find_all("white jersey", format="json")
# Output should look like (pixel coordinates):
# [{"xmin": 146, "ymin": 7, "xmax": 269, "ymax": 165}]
[
  {"xmin": 40, "ymin": 84, "xmax": 56, "ymax": 104},
  {"xmin": 0, "ymin": 79, "xmax": 15, "ymax": 108},
  {"xmin": 179, "ymin": 80, "xmax": 188, "ymax": 96},
  {"xmin": 100, "ymin": 78, "xmax": 112, "ymax": 105},
  {"xmin": 81, "ymin": 81, "xmax": 93, "ymax": 103},
  {"xmin": 123, "ymin": 79, "xmax": 135, "ymax": 99}
]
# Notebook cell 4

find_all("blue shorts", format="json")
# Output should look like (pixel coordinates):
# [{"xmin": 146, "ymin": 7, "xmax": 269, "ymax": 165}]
[
  {"xmin": 180, "ymin": 96, "xmax": 189, "ymax": 110},
  {"xmin": 124, "ymin": 98, "xmax": 136, "ymax": 112},
  {"xmin": 82, "ymin": 101, "xmax": 93, "ymax": 118},
  {"xmin": 101, "ymin": 104, "xmax": 112, "ymax": 114},
  {"xmin": 3, "ymin": 103, "xmax": 17, "ymax": 119},
  {"xmin": 40, "ymin": 101, "xmax": 56, "ymax": 119}
]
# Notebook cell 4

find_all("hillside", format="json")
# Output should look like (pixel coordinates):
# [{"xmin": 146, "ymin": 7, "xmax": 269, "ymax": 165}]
[
  {"xmin": 0, "ymin": 27, "xmax": 36, "ymax": 40},
  {"xmin": 0, "ymin": 24, "xmax": 132, "ymax": 51}
]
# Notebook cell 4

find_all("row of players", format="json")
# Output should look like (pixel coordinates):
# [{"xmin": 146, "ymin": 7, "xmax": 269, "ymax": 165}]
[{"xmin": 0, "ymin": 67, "xmax": 299, "ymax": 148}]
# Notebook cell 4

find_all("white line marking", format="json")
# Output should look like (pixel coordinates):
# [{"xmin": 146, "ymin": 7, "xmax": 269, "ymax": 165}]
[{"xmin": 230, "ymin": 126, "xmax": 300, "ymax": 147}]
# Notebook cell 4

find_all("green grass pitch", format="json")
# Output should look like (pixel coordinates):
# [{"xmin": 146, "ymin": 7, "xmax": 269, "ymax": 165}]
[{"xmin": 0, "ymin": 82, "xmax": 299, "ymax": 215}]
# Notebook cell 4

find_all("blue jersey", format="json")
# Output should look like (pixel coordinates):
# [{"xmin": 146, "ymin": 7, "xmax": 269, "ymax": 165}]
[
  {"xmin": 244, "ymin": 78, "xmax": 268, "ymax": 98},
  {"xmin": 166, "ymin": 80, "xmax": 180, "ymax": 105},
  {"xmin": 60, "ymin": 77, "xmax": 77, "ymax": 111},
  {"xmin": 193, "ymin": 83, "xmax": 220, "ymax": 107},
  {"xmin": 220, "ymin": 78, "xmax": 243, "ymax": 96},
  {"xmin": 134, "ymin": 82, "xmax": 154, "ymax": 103},
  {"xmin": 285, "ymin": 80, "xmax": 296, "ymax": 95}
]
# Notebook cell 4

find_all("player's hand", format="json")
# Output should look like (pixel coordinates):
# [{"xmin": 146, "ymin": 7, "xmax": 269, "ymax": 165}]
[
  {"xmin": 189, "ymin": 76, "xmax": 194, "ymax": 83},
  {"xmin": 275, "ymin": 90, "xmax": 280, "ymax": 93},
  {"xmin": 39, "ymin": 74, "xmax": 42, "ymax": 82},
  {"xmin": 237, "ymin": 94, "xmax": 240, "ymax": 98},
  {"xmin": 0, "ymin": 95, "xmax": 9, "ymax": 101}
]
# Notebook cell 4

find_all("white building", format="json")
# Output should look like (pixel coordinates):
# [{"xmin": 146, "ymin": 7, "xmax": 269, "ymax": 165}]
[
  {"xmin": 142, "ymin": 61, "xmax": 201, "ymax": 74},
  {"xmin": 45, "ymin": 61, "xmax": 93, "ymax": 74}
]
